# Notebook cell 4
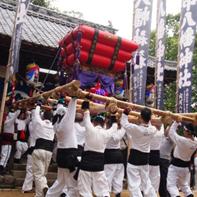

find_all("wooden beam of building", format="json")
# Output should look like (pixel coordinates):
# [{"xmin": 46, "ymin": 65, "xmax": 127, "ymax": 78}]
[{"xmin": 0, "ymin": 66, "xmax": 6, "ymax": 78}]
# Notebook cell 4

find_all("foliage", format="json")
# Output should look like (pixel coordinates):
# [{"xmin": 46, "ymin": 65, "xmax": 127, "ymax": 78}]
[
  {"xmin": 166, "ymin": 14, "xmax": 180, "ymax": 37},
  {"xmin": 165, "ymin": 36, "xmax": 179, "ymax": 61},
  {"xmin": 31, "ymin": 0, "xmax": 52, "ymax": 8},
  {"xmin": 163, "ymin": 81, "xmax": 176, "ymax": 112},
  {"xmin": 148, "ymin": 31, "xmax": 156, "ymax": 57},
  {"xmin": 149, "ymin": 14, "xmax": 197, "ymax": 112},
  {"xmin": 63, "ymin": 10, "xmax": 83, "ymax": 19},
  {"xmin": 165, "ymin": 14, "xmax": 180, "ymax": 61},
  {"xmin": 31, "ymin": 0, "xmax": 83, "ymax": 19},
  {"xmin": 149, "ymin": 15, "xmax": 180, "ymax": 60}
]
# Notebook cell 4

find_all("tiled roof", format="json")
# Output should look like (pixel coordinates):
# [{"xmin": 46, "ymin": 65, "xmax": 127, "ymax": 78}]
[
  {"xmin": 0, "ymin": 0, "xmax": 176, "ymax": 71},
  {"xmin": 0, "ymin": 0, "xmax": 116, "ymax": 48},
  {"xmin": 148, "ymin": 56, "xmax": 176, "ymax": 71}
]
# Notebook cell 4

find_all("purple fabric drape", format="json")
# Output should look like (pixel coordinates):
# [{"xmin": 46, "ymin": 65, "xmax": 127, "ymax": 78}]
[{"xmin": 77, "ymin": 69, "xmax": 114, "ymax": 94}]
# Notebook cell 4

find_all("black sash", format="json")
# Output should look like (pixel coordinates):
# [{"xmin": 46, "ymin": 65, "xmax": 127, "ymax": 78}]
[
  {"xmin": 77, "ymin": 145, "xmax": 84, "ymax": 157},
  {"xmin": 128, "ymin": 149, "xmax": 149, "ymax": 166},
  {"xmin": 171, "ymin": 157, "xmax": 190, "ymax": 168},
  {"xmin": 104, "ymin": 149, "xmax": 124, "ymax": 164},
  {"xmin": 0, "ymin": 133, "xmax": 14, "ymax": 145},
  {"xmin": 27, "ymin": 146, "xmax": 35, "ymax": 155},
  {"xmin": 80, "ymin": 151, "xmax": 104, "ymax": 172},
  {"xmin": 149, "ymin": 150, "xmax": 160, "ymax": 166},
  {"xmin": 56, "ymin": 148, "xmax": 79, "ymax": 172},
  {"xmin": 34, "ymin": 138, "xmax": 54, "ymax": 152}
]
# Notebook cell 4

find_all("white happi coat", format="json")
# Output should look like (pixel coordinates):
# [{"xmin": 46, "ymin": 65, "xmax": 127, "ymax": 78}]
[
  {"xmin": 31, "ymin": 106, "xmax": 54, "ymax": 197},
  {"xmin": 149, "ymin": 124, "xmax": 164, "ymax": 192},
  {"xmin": 0, "ymin": 110, "xmax": 20, "ymax": 168},
  {"xmin": 120, "ymin": 113, "xmax": 157, "ymax": 197},
  {"xmin": 46, "ymin": 98, "xmax": 79, "ymax": 197},
  {"xmin": 104, "ymin": 127, "xmax": 125, "ymax": 194},
  {"xmin": 167, "ymin": 122, "xmax": 197, "ymax": 197},
  {"xmin": 78, "ymin": 110, "xmax": 118, "ymax": 197}
]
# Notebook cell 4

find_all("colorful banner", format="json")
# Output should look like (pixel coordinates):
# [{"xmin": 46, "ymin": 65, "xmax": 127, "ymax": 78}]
[
  {"xmin": 132, "ymin": 0, "xmax": 153, "ymax": 105},
  {"xmin": 176, "ymin": 0, "xmax": 197, "ymax": 113},
  {"xmin": 155, "ymin": 0, "xmax": 166, "ymax": 109},
  {"xmin": 10, "ymin": 0, "xmax": 31, "ymax": 75}
]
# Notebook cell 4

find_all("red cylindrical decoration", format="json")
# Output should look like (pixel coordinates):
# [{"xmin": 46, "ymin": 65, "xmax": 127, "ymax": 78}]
[{"xmin": 59, "ymin": 24, "xmax": 139, "ymax": 73}]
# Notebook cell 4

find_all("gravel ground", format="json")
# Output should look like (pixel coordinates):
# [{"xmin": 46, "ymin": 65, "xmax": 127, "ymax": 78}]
[{"xmin": 0, "ymin": 190, "xmax": 197, "ymax": 197}]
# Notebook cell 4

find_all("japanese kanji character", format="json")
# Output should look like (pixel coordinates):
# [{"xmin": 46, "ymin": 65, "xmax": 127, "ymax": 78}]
[
  {"xmin": 181, "ymin": 11, "xmax": 196, "ymax": 29},
  {"xmin": 178, "ymin": 68, "xmax": 192, "ymax": 88},
  {"xmin": 180, "ymin": 27, "xmax": 195, "ymax": 49},
  {"xmin": 183, "ymin": 0, "xmax": 197, "ymax": 11},
  {"xmin": 179, "ymin": 48, "xmax": 193, "ymax": 68},
  {"xmin": 134, "ymin": 29, "xmax": 148, "ymax": 46},
  {"xmin": 134, "ymin": 7, "xmax": 150, "ymax": 27}
]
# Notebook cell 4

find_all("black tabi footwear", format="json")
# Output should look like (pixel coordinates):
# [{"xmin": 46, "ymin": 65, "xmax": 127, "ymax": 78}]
[
  {"xmin": 60, "ymin": 193, "xmax": 67, "ymax": 197},
  {"xmin": 43, "ymin": 187, "xmax": 48, "ymax": 196}
]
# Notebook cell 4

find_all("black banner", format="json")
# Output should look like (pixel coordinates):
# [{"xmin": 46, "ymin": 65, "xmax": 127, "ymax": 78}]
[
  {"xmin": 176, "ymin": 0, "xmax": 197, "ymax": 113},
  {"xmin": 155, "ymin": 0, "xmax": 166, "ymax": 109},
  {"xmin": 132, "ymin": 0, "xmax": 153, "ymax": 105},
  {"xmin": 10, "ymin": 0, "xmax": 31, "ymax": 75}
]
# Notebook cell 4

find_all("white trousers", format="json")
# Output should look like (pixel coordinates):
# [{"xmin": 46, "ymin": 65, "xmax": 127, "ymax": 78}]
[
  {"xmin": 32, "ymin": 149, "xmax": 52, "ymax": 197},
  {"xmin": 78, "ymin": 170, "xmax": 110, "ymax": 197},
  {"xmin": 46, "ymin": 167, "xmax": 79, "ymax": 197},
  {"xmin": 127, "ymin": 163, "xmax": 157, "ymax": 197},
  {"xmin": 14, "ymin": 141, "xmax": 28, "ymax": 159},
  {"xmin": 149, "ymin": 165, "xmax": 160, "ymax": 193},
  {"xmin": 0, "ymin": 144, "xmax": 12, "ymax": 167},
  {"xmin": 104, "ymin": 164, "xmax": 124, "ymax": 194},
  {"xmin": 22, "ymin": 154, "xmax": 33, "ymax": 192},
  {"xmin": 167, "ymin": 164, "xmax": 193, "ymax": 197}
]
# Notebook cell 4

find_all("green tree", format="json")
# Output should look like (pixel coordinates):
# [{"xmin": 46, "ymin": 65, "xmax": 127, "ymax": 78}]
[
  {"xmin": 149, "ymin": 31, "xmax": 156, "ymax": 56},
  {"xmin": 63, "ymin": 10, "xmax": 83, "ymax": 19},
  {"xmin": 165, "ymin": 14, "xmax": 180, "ymax": 61},
  {"xmin": 166, "ymin": 14, "xmax": 180, "ymax": 37},
  {"xmin": 149, "ymin": 14, "xmax": 180, "ymax": 60},
  {"xmin": 164, "ymin": 82, "xmax": 176, "ymax": 112},
  {"xmin": 31, "ymin": 0, "xmax": 52, "ymax": 8},
  {"xmin": 150, "ymin": 14, "xmax": 197, "ymax": 112}
]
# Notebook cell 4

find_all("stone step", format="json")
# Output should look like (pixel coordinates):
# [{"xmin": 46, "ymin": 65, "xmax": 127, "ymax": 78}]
[
  {"xmin": 0, "ymin": 175, "xmax": 16, "ymax": 188},
  {"xmin": 13, "ymin": 163, "xmax": 57, "ymax": 172},
  {"xmin": 15, "ymin": 177, "xmax": 55, "ymax": 187},
  {"xmin": 12, "ymin": 170, "xmax": 57, "ymax": 180},
  {"xmin": 0, "ymin": 184, "xmax": 15, "ymax": 189}
]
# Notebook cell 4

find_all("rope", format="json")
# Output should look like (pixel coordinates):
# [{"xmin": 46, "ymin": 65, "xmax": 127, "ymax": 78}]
[{"xmin": 41, "ymin": 47, "xmax": 61, "ymax": 90}]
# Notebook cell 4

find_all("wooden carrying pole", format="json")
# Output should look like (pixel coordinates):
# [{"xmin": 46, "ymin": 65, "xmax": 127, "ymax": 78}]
[
  {"xmin": 0, "ymin": 50, "xmax": 12, "ymax": 133},
  {"xmin": 48, "ymin": 97, "xmax": 159, "ymax": 125},
  {"xmin": 15, "ymin": 80, "xmax": 81, "ymax": 107},
  {"xmin": 15, "ymin": 80, "xmax": 196, "ymax": 124}
]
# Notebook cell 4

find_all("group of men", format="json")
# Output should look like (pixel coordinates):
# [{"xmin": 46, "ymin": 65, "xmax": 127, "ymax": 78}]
[{"xmin": 0, "ymin": 93, "xmax": 197, "ymax": 197}]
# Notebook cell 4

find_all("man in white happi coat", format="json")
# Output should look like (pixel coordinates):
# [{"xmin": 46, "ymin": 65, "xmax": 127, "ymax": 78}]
[
  {"xmin": 75, "ymin": 113, "xmax": 86, "ymax": 156},
  {"xmin": 167, "ymin": 122, "xmax": 197, "ymax": 197},
  {"xmin": 60, "ymin": 112, "xmax": 86, "ymax": 197},
  {"xmin": 14, "ymin": 110, "xmax": 30, "ymax": 163},
  {"xmin": 78, "ymin": 101, "xmax": 119, "ymax": 197},
  {"xmin": 194, "ymin": 152, "xmax": 197, "ymax": 190},
  {"xmin": 120, "ymin": 107, "xmax": 157, "ymax": 197},
  {"xmin": 46, "ymin": 97, "xmax": 79, "ymax": 197},
  {"xmin": 104, "ymin": 119, "xmax": 126, "ymax": 197},
  {"xmin": 22, "ymin": 109, "xmax": 36, "ymax": 193},
  {"xmin": 31, "ymin": 103, "xmax": 55, "ymax": 197},
  {"xmin": 0, "ymin": 108, "xmax": 20, "ymax": 175},
  {"xmin": 159, "ymin": 125, "xmax": 174, "ymax": 197},
  {"xmin": 149, "ymin": 120, "xmax": 164, "ymax": 193}
]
